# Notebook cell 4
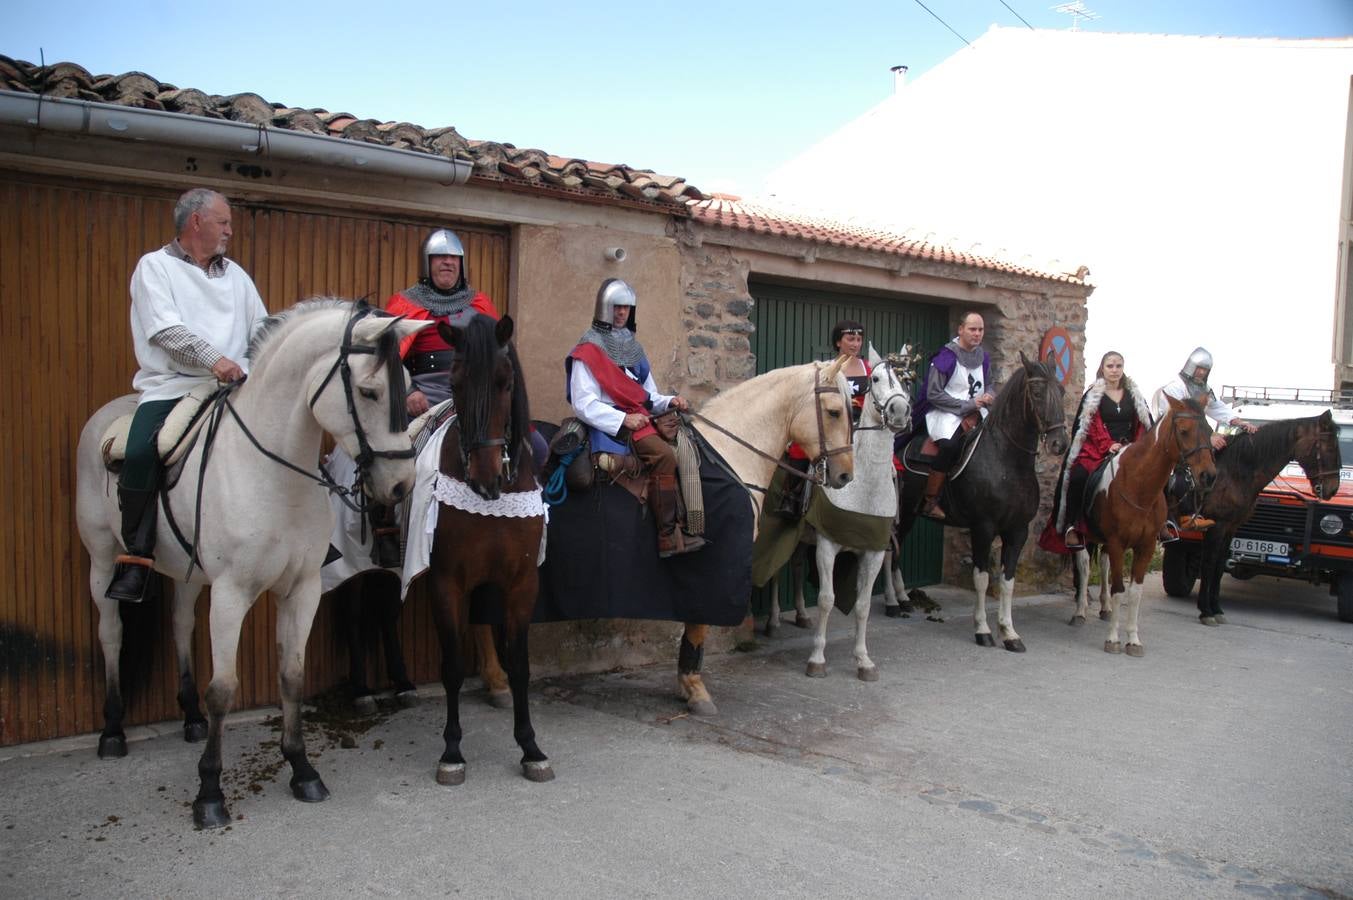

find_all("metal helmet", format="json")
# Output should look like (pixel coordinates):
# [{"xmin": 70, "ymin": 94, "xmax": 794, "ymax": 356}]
[
  {"xmin": 1180, "ymin": 347, "xmax": 1213, "ymax": 388},
  {"xmin": 593, "ymin": 278, "xmax": 638, "ymax": 331},
  {"xmin": 419, "ymin": 228, "xmax": 467, "ymax": 286}
]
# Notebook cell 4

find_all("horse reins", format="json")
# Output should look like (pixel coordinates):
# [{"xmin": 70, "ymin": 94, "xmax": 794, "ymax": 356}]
[
  {"xmin": 995, "ymin": 372, "xmax": 1066, "ymax": 456},
  {"xmin": 683, "ymin": 366, "xmax": 853, "ymax": 489}
]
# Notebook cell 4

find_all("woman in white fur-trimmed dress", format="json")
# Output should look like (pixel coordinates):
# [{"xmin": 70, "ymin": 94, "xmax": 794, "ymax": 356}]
[{"xmin": 1041, "ymin": 351, "xmax": 1154, "ymax": 552}]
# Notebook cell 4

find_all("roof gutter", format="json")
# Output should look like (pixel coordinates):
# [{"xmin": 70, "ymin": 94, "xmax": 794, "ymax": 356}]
[{"xmin": 0, "ymin": 90, "xmax": 473, "ymax": 186}]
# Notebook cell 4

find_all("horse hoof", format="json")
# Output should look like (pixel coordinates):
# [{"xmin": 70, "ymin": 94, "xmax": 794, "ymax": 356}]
[
  {"xmin": 487, "ymin": 690, "xmax": 513, "ymax": 710},
  {"xmin": 192, "ymin": 798, "xmax": 231, "ymax": 830},
  {"xmin": 857, "ymin": 666, "xmax": 879, "ymax": 682},
  {"xmin": 353, "ymin": 695, "xmax": 378, "ymax": 716},
  {"xmin": 183, "ymin": 721, "xmax": 207, "ymax": 743},
  {"xmin": 764, "ymin": 620, "xmax": 778, "ymax": 637},
  {"xmin": 805, "ymin": 662, "xmax": 828, "ymax": 678},
  {"xmin": 1098, "ymin": 610, "xmax": 1110, "ymax": 621},
  {"xmin": 1213, "ymin": 614, "xmax": 1227, "ymax": 625},
  {"xmin": 1069, "ymin": 614, "xmax": 1085, "ymax": 626},
  {"xmin": 522, "ymin": 760, "xmax": 556, "ymax": 783},
  {"xmin": 395, "ymin": 690, "xmax": 420, "ymax": 709},
  {"xmin": 436, "ymin": 763, "xmax": 466, "ymax": 786},
  {"xmin": 975, "ymin": 633, "xmax": 996, "ymax": 648},
  {"xmin": 687, "ymin": 698, "xmax": 718, "ymax": 716},
  {"xmin": 884, "ymin": 605, "xmax": 903, "ymax": 619},
  {"xmin": 1125, "ymin": 643, "xmax": 1145, "ymax": 658},
  {"xmin": 1003, "ymin": 639, "xmax": 1026, "ymax": 653},
  {"xmin": 290, "ymin": 776, "xmax": 330, "ymax": 803},
  {"xmin": 1199, "ymin": 616, "xmax": 1219, "ymax": 627},
  {"xmin": 97, "ymin": 734, "xmax": 128, "ymax": 759},
  {"xmin": 1104, "ymin": 641, "xmax": 1123, "ymax": 654},
  {"xmin": 793, "ymin": 613, "xmax": 812, "ymax": 629}
]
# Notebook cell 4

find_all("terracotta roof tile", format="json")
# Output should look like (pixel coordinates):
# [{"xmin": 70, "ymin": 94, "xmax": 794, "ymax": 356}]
[
  {"xmin": 689, "ymin": 197, "xmax": 1087, "ymax": 286},
  {"xmin": 0, "ymin": 55, "xmax": 705, "ymax": 213}
]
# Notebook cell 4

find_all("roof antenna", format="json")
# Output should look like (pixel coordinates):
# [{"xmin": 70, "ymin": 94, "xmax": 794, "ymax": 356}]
[{"xmin": 1050, "ymin": 1, "xmax": 1100, "ymax": 31}]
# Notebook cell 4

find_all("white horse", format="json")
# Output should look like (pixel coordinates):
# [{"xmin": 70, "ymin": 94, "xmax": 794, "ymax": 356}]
[
  {"xmin": 75, "ymin": 299, "xmax": 431, "ymax": 829},
  {"xmin": 763, "ymin": 347, "xmax": 913, "ymax": 679},
  {"xmin": 673, "ymin": 358, "xmax": 857, "ymax": 713}
]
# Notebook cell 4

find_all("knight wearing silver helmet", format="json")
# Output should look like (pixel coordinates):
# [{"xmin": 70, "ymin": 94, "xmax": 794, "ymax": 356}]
[
  {"xmin": 1152, "ymin": 346, "xmax": 1258, "ymax": 533},
  {"xmin": 566, "ymin": 279, "xmax": 704, "ymax": 557},
  {"xmin": 386, "ymin": 228, "xmax": 498, "ymax": 417}
]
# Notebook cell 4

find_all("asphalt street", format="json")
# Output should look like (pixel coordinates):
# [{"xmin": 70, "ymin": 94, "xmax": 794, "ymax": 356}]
[{"xmin": 2, "ymin": 573, "xmax": 1350, "ymax": 899}]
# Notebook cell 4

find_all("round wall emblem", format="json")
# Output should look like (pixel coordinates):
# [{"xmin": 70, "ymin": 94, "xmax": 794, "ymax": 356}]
[{"xmin": 1039, "ymin": 326, "xmax": 1074, "ymax": 385}]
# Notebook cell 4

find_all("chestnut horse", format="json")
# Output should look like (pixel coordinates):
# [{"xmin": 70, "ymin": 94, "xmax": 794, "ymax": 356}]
[
  {"xmin": 1071, "ymin": 396, "xmax": 1216, "ymax": 655},
  {"xmin": 426, "ymin": 313, "xmax": 552, "ymax": 786}
]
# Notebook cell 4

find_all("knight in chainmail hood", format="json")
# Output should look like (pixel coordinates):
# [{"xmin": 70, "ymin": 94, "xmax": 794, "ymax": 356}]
[
  {"xmin": 385, "ymin": 228, "xmax": 499, "ymax": 414},
  {"xmin": 566, "ymin": 278, "xmax": 703, "ymax": 557}
]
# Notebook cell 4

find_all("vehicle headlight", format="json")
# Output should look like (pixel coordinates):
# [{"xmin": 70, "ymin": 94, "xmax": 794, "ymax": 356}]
[{"xmin": 1319, "ymin": 513, "xmax": 1343, "ymax": 535}]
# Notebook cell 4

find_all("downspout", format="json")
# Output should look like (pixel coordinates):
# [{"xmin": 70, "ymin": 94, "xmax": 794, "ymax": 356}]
[{"xmin": 0, "ymin": 90, "xmax": 473, "ymax": 186}]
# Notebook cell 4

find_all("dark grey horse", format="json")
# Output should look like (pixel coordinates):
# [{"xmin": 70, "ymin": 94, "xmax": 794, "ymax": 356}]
[{"xmin": 897, "ymin": 352, "xmax": 1068, "ymax": 650}]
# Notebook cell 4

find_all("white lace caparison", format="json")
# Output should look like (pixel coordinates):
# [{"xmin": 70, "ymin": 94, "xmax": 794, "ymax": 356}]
[{"xmin": 431, "ymin": 474, "xmax": 547, "ymax": 519}]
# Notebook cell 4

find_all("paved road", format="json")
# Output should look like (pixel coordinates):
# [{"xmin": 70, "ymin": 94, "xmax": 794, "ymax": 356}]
[{"xmin": 2, "ymin": 574, "xmax": 1350, "ymax": 898}]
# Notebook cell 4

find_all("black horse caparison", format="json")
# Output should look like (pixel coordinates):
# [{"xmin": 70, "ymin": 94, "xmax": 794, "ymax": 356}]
[
  {"xmin": 427, "ymin": 313, "xmax": 553, "ymax": 786},
  {"xmin": 1189, "ymin": 412, "xmax": 1341, "ymax": 624},
  {"xmin": 897, "ymin": 352, "xmax": 1068, "ymax": 650}
]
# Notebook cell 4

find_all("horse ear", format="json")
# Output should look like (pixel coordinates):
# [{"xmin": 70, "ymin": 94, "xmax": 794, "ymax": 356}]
[
  {"xmin": 436, "ymin": 320, "xmax": 462, "ymax": 349},
  {"xmin": 866, "ymin": 342, "xmax": 882, "ymax": 367},
  {"xmin": 355, "ymin": 314, "xmax": 431, "ymax": 346},
  {"xmin": 1019, "ymin": 349, "xmax": 1032, "ymax": 369},
  {"xmin": 495, "ymin": 315, "xmax": 515, "ymax": 346},
  {"xmin": 824, "ymin": 354, "xmax": 849, "ymax": 380}
]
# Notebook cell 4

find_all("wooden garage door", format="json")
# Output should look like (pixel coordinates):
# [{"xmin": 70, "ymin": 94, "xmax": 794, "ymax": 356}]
[
  {"xmin": 748, "ymin": 280, "xmax": 948, "ymax": 614},
  {"xmin": 0, "ymin": 171, "xmax": 509, "ymax": 746}
]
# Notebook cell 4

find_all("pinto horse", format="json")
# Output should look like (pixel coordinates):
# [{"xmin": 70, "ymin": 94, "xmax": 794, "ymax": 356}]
[
  {"xmin": 426, "ymin": 313, "xmax": 552, "ymax": 786},
  {"xmin": 1187, "ymin": 412, "xmax": 1341, "ymax": 624},
  {"xmin": 76, "ymin": 300, "xmax": 429, "ymax": 828},
  {"xmin": 1070, "ymin": 396, "xmax": 1217, "ymax": 655},
  {"xmin": 896, "ymin": 352, "xmax": 1068, "ymax": 651}
]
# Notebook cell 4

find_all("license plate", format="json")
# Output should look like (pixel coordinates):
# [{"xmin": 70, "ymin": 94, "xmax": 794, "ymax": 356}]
[{"xmin": 1231, "ymin": 537, "xmax": 1289, "ymax": 557}]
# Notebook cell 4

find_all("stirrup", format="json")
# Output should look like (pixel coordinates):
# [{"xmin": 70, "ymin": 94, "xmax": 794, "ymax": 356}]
[
  {"xmin": 1158, "ymin": 520, "xmax": 1181, "ymax": 543},
  {"xmin": 1064, "ymin": 528, "xmax": 1085, "ymax": 551},
  {"xmin": 920, "ymin": 499, "xmax": 946, "ymax": 521}
]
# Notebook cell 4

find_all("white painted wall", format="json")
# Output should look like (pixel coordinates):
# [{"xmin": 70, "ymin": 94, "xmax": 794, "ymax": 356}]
[{"xmin": 766, "ymin": 28, "xmax": 1353, "ymax": 398}]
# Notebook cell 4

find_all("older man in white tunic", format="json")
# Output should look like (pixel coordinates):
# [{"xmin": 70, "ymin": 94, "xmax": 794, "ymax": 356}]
[{"xmin": 106, "ymin": 188, "xmax": 267, "ymax": 602}]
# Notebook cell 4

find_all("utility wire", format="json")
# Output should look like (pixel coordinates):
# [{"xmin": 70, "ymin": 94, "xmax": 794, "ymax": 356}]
[
  {"xmin": 911, "ymin": 0, "xmax": 970, "ymax": 46},
  {"xmin": 998, "ymin": 0, "xmax": 1036, "ymax": 29}
]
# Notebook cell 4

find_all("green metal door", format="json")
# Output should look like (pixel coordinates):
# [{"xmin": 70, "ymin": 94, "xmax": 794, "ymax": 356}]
[{"xmin": 748, "ymin": 281, "xmax": 949, "ymax": 615}]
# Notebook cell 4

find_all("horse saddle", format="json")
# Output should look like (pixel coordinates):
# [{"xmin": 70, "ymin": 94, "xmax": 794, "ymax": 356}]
[
  {"xmin": 899, "ymin": 425, "xmax": 984, "ymax": 479},
  {"xmin": 100, "ymin": 383, "xmax": 220, "ymax": 472},
  {"xmin": 1079, "ymin": 457, "xmax": 1118, "ymax": 541}
]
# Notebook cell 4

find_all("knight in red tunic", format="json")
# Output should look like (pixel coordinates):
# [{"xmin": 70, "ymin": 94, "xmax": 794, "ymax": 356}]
[
  {"xmin": 386, "ymin": 228, "xmax": 498, "ymax": 418},
  {"xmin": 566, "ymin": 279, "xmax": 704, "ymax": 558}
]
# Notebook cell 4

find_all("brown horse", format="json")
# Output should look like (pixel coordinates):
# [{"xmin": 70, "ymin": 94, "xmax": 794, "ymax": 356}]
[
  {"xmin": 1071, "ymin": 395, "xmax": 1216, "ymax": 655},
  {"xmin": 427, "ymin": 313, "xmax": 552, "ymax": 786}
]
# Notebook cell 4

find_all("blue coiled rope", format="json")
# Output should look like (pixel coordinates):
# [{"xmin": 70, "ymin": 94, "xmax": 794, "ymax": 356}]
[{"xmin": 543, "ymin": 446, "xmax": 584, "ymax": 506}]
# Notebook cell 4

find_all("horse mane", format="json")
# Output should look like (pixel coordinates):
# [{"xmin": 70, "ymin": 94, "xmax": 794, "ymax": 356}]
[
  {"xmin": 246, "ymin": 297, "xmax": 354, "ymax": 369},
  {"xmin": 455, "ymin": 313, "xmax": 532, "ymax": 466},
  {"xmin": 985, "ymin": 360, "xmax": 1031, "ymax": 428},
  {"xmin": 1213, "ymin": 416, "xmax": 1308, "ymax": 476}
]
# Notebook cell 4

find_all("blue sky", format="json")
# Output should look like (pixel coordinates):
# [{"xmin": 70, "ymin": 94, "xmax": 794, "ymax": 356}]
[{"xmin": 7, "ymin": 0, "xmax": 1352, "ymax": 195}]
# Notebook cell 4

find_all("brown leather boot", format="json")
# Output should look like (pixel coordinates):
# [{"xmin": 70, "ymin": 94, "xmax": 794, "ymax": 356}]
[
  {"xmin": 655, "ymin": 474, "xmax": 705, "ymax": 558},
  {"xmin": 920, "ymin": 469, "xmax": 947, "ymax": 520}
]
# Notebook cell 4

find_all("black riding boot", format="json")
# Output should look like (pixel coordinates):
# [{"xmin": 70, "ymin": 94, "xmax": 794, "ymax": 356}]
[
  {"xmin": 369, "ymin": 503, "xmax": 402, "ymax": 568},
  {"xmin": 106, "ymin": 488, "xmax": 158, "ymax": 603}
]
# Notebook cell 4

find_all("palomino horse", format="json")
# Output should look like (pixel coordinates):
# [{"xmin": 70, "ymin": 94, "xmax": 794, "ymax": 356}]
[
  {"xmin": 1188, "ymin": 411, "xmax": 1341, "ymax": 624},
  {"xmin": 896, "ymin": 352, "xmax": 1068, "ymax": 650},
  {"xmin": 425, "ymin": 314, "xmax": 552, "ymax": 785},
  {"xmin": 1069, "ymin": 396, "xmax": 1217, "ymax": 655},
  {"xmin": 761, "ymin": 347, "xmax": 913, "ymax": 679},
  {"xmin": 75, "ymin": 300, "xmax": 430, "ymax": 829}
]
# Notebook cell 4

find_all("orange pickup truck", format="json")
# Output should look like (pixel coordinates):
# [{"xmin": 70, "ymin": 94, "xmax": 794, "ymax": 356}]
[{"xmin": 1161, "ymin": 386, "xmax": 1353, "ymax": 622}]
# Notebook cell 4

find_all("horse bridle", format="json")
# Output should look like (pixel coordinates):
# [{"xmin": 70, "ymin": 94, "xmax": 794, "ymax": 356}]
[
  {"xmin": 308, "ymin": 301, "xmax": 415, "ymax": 471},
  {"xmin": 1302, "ymin": 418, "xmax": 1341, "ymax": 499},
  {"xmin": 449, "ymin": 345, "xmax": 519, "ymax": 485},
  {"xmin": 855, "ymin": 361, "xmax": 908, "ymax": 434},
  {"xmin": 686, "ymin": 365, "xmax": 853, "ymax": 487},
  {"xmin": 1000, "ymin": 372, "xmax": 1067, "ymax": 455}
]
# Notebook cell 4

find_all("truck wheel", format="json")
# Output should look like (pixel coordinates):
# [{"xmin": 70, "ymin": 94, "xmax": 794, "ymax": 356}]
[
  {"xmin": 1162, "ymin": 543, "xmax": 1197, "ymax": 598},
  {"xmin": 1337, "ymin": 573, "xmax": 1353, "ymax": 623}
]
